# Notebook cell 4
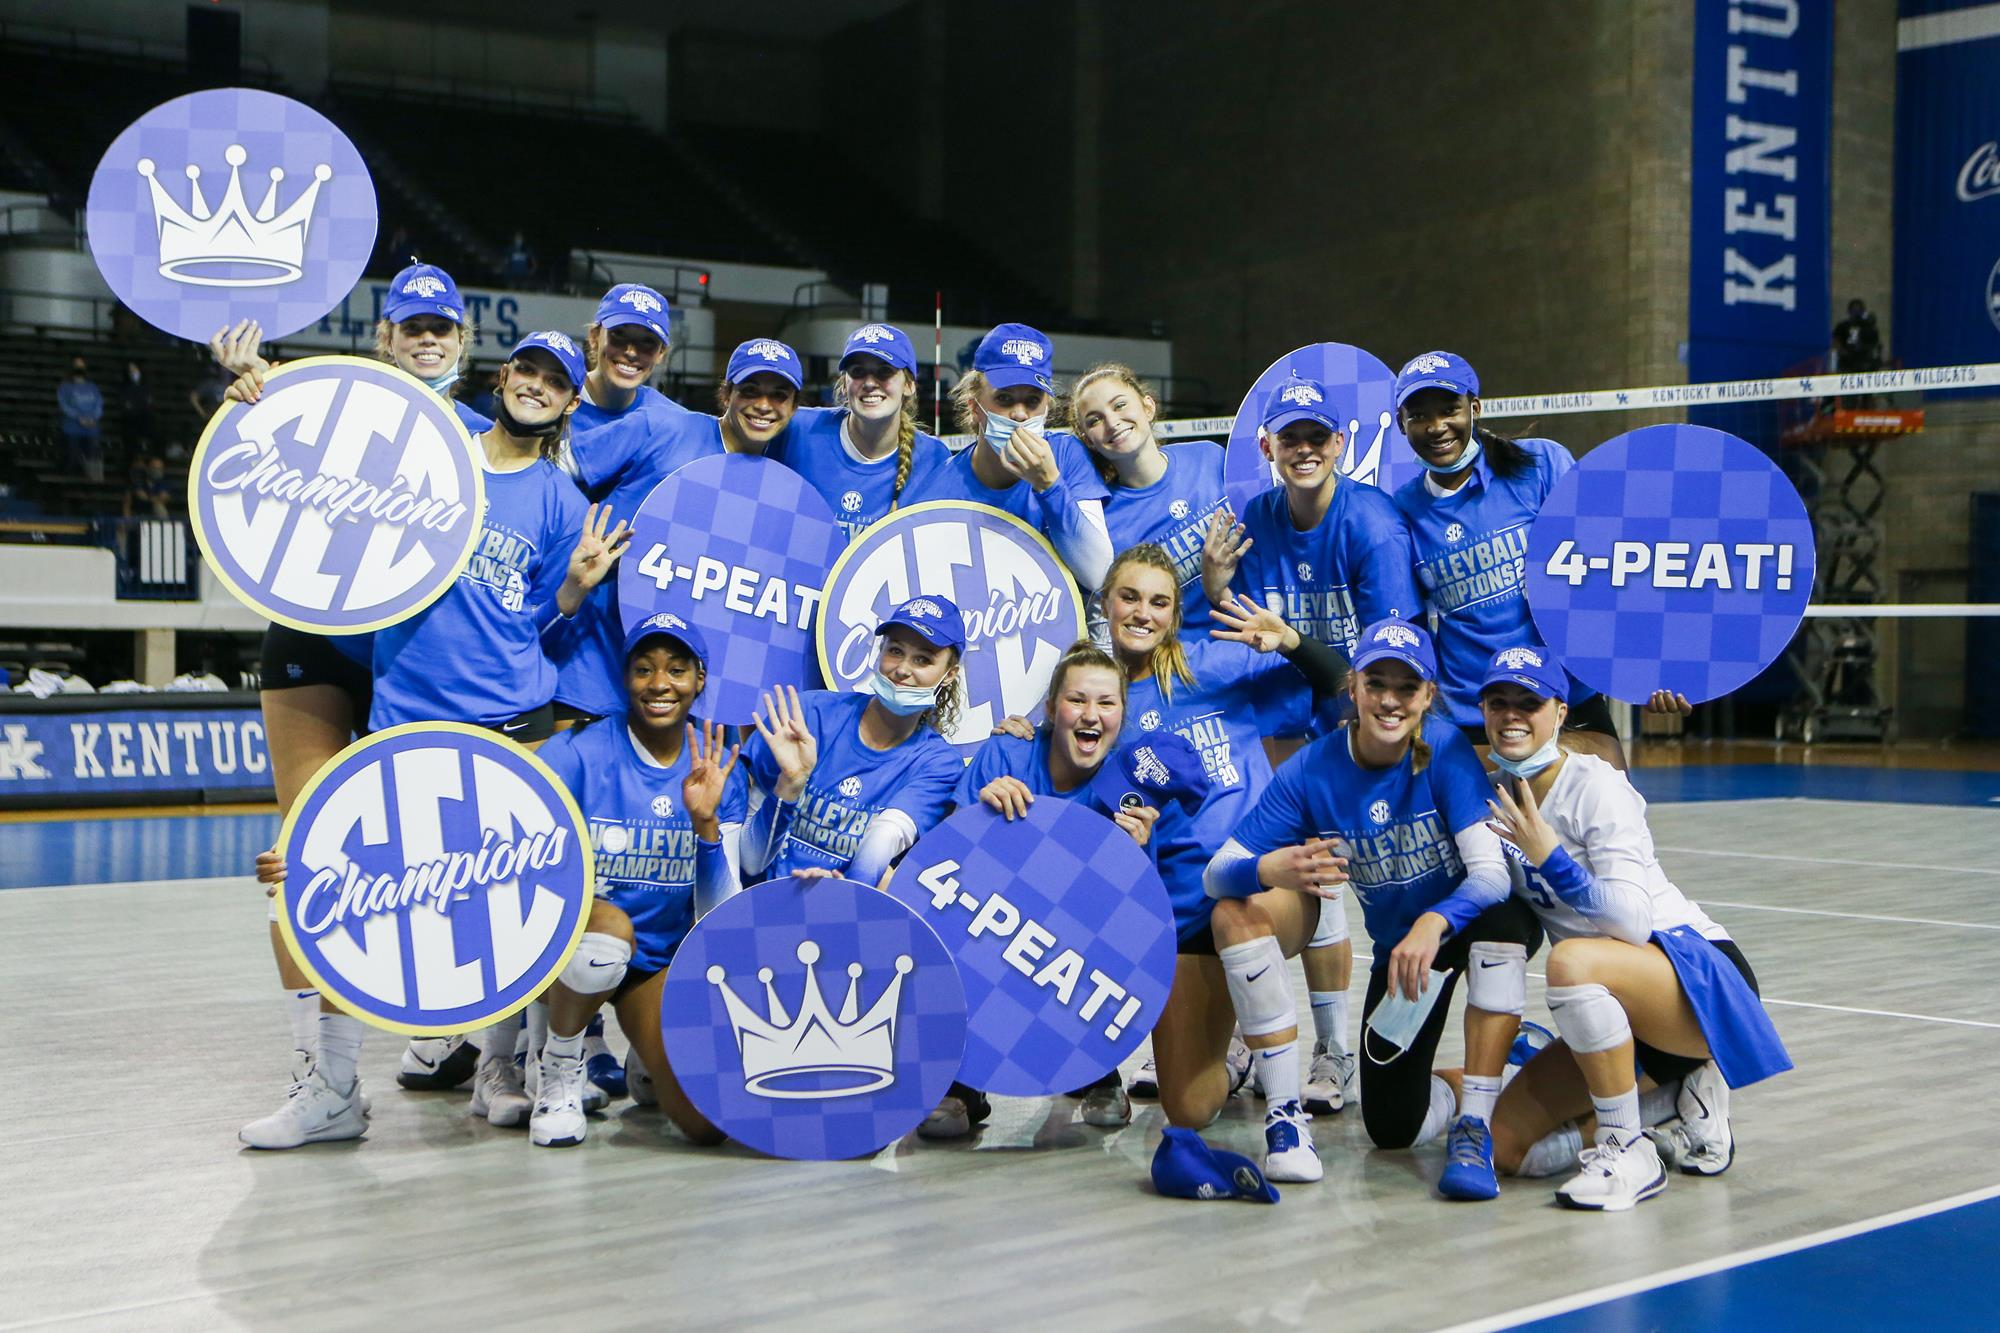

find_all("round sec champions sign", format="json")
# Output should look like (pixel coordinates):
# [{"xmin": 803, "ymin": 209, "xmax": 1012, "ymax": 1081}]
[
  {"xmin": 1225, "ymin": 341, "xmax": 1418, "ymax": 510},
  {"xmin": 618, "ymin": 455, "xmax": 844, "ymax": 726},
  {"xmin": 189, "ymin": 356, "xmax": 484, "ymax": 634},
  {"xmin": 818, "ymin": 502, "xmax": 1085, "ymax": 756},
  {"xmin": 86, "ymin": 88, "xmax": 377, "ymax": 343},
  {"xmin": 661, "ymin": 876, "xmax": 965, "ymax": 1160},
  {"xmin": 1525, "ymin": 424, "xmax": 1816, "ymax": 703},
  {"xmin": 276, "ymin": 724, "xmax": 594, "ymax": 1035},
  {"xmin": 890, "ymin": 801, "xmax": 1177, "ymax": 1097}
]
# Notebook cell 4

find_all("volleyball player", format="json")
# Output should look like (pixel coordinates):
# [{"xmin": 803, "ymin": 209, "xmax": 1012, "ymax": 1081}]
[
  {"xmin": 528, "ymin": 612, "xmax": 746, "ymax": 1148},
  {"xmin": 1202, "ymin": 618, "xmax": 1540, "ymax": 1191},
  {"xmin": 573, "ymin": 282, "xmax": 688, "ymax": 436},
  {"xmin": 1476, "ymin": 645, "xmax": 1790, "ymax": 1209},
  {"xmin": 902, "ymin": 323, "xmax": 1113, "ymax": 591}
]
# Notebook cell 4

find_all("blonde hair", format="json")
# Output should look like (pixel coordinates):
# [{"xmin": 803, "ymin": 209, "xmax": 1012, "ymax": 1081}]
[
  {"xmin": 1045, "ymin": 640, "xmax": 1127, "ymax": 713},
  {"xmin": 374, "ymin": 317, "xmax": 477, "ymax": 393},
  {"xmin": 1069, "ymin": 363, "xmax": 1159, "ymax": 486},
  {"xmin": 951, "ymin": 368, "xmax": 1068, "ymax": 440},
  {"xmin": 1103, "ymin": 544, "xmax": 1197, "ymax": 703},
  {"xmin": 1350, "ymin": 663, "xmax": 1441, "ymax": 775},
  {"xmin": 922, "ymin": 650, "xmax": 964, "ymax": 739},
  {"xmin": 585, "ymin": 320, "xmax": 670, "ymax": 376},
  {"xmin": 835, "ymin": 366, "xmax": 922, "ymax": 506}
]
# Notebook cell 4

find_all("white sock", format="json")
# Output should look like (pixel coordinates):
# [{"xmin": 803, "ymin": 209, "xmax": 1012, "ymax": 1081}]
[
  {"xmin": 285, "ymin": 989, "xmax": 320, "ymax": 1058},
  {"xmin": 1254, "ymin": 1042, "xmax": 1301, "ymax": 1108},
  {"xmin": 1309, "ymin": 991, "xmax": 1350, "ymax": 1055},
  {"xmin": 316, "ymin": 1013, "xmax": 363, "ymax": 1091},
  {"xmin": 1518, "ymin": 1122, "xmax": 1585, "ymax": 1178},
  {"xmin": 1641, "ymin": 1080, "xmax": 1680, "ymax": 1126},
  {"xmin": 1592, "ymin": 1087, "xmax": 1643, "ymax": 1144},
  {"xmin": 526, "ymin": 1001, "xmax": 550, "ymax": 1063},
  {"xmin": 1416, "ymin": 1075, "xmax": 1457, "ymax": 1145},
  {"xmin": 546, "ymin": 1028, "xmax": 585, "ymax": 1061},
  {"xmin": 477, "ymin": 1013, "xmax": 522, "ymax": 1066},
  {"xmin": 1460, "ymin": 1073, "xmax": 1501, "ymax": 1124}
]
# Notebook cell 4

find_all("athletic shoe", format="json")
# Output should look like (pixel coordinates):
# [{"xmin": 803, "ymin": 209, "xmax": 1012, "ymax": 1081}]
[
  {"xmin": 530, "ymin": 1052, "xmax": 589, "ymax": 1148},
  {"xmin": 292, "ymin": 1047, "xmax": 371, "ymax": 1116},
  {"xmin": 1128, "ymin": 1054, "xmax": 1159, "ymax": 1100},
  {"xmin": 239, "ymin": 1067, "xmax": 366, "ymax": 1150},
  {"xmin": 1334, "ymin": 1049, "xmax": 1358, "ymax": 1107},
  {"xmin": 469, "ymin": 1057, "xmax": 531, "ymax": 1128},
  {"xmin": 1555, "ymin": 1133, "xmax": 1668, "ymax": 1211},
  {"xmin": 1228, "ymin": 1035, "xmax": 1255, "ymax": 1097},
  {"xmin": 918, "ymin": 1083, "xmax": 991, "ymax": 1140},
  {"xmin": 584, "ymin": 1015, "xmax": 626, "ymax": 1100},
  {"xmin": 1262, "ymin": 1100, "xmax": 1322, "ymax": 1183},
  {"xmin": 1081, "ymin": 1072, "xmax": 1131, "ymax": 1128},
  {"xmin": 398, "ymin": 1035, "xmax": 479, "ymax": 1091},
  {"xmin": 1508, "ymin": 1020, "xmax": 1556, "ymax": 1068},
  {"xmin": 1303, "ymin": 1041, "xmax": 1346, "ymax": 1114},
  {"xmin": 627, "ymin": 1051, "xmax": 657, "ymax": 1107},
  {"xmin": 1437, "ymin": 1115, "xmax": 1499, "ymax": 1201},
  {"xmin": 1658, "ymin": 1060, "xmax": 1734, "ymax": 1176}
]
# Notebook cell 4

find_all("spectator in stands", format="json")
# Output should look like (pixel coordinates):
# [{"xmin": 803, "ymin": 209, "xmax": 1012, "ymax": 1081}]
[
  {"xmin": 120, "ymin": 361, "xmax": 155, "ymax": 461},
  {"xmin": 57, "ymin": 357, "xmax": 105, "ymax": 481},
  {"xmin": 1831, "ymin": 298, "xmax": 1883, "ymax": 374},
  {"xmin": 123, "ymin": 455, "xmax": 170, "ymax": 519},
  {"xmin": 504, "ymin": 231, "xmax": 537, "ymax": 283}
]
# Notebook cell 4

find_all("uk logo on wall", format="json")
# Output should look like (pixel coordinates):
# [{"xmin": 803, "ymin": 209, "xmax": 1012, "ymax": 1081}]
[
  {"xmin": 1225, "ymin": 342, "xmax": 1417, "ymax": 509},
  {"xmin": 86, "ymin": 88, "xmax": 377, "ymax": 343},
  {"xmin": 818, "ymin": 502, "xmax": 1085, "ymax": 755},
  {"xmin": 276, "ymin": 724, "xmax": 595, "ymax": 1034},
  {"xmin": 188, "ymin": 356, "xmax": 484, "ymax": 634}
]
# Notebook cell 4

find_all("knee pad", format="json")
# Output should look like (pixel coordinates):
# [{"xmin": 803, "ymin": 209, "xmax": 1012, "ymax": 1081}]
[
  {"xmin": 1308, "ymin": 892, "xmax": 1349, "ymax": 949},
  {"xmin": 559, "ymin": 932, "xmax": 632, "ymax": 996},
  {"xmin": 1218, "ymin": 935, "xmax": 1294, "ymax": 1038},
  {"xmin": 1545, "ymin": 982, "xmax": 1631, "ymax": 1054},
  {"xmin": 1465, "ymin": 941, "xmax": 1527, "ymax": 1016}
]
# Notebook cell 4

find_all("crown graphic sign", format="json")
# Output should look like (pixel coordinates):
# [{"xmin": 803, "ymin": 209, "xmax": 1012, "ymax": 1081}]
[
  {"xmin": 138, "ymin": 144, "xmax": 331, "ymax": 287},
  {"xmin": 707, "ymin": 941, "xmax": 912, "ymax": 1099}
]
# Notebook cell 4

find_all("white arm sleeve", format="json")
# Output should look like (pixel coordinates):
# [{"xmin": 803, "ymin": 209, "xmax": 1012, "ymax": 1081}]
[
  {"xmin": 1050, "ymin": 498, "xmax": 1114, "ymax": 593},
  {"xmin": 1453, "ymin": 822, "xmax": 1512, "ymax": 906},
  {"xmin": 845, "ymin": 808, "xmax": 919, "ymax": 888}
]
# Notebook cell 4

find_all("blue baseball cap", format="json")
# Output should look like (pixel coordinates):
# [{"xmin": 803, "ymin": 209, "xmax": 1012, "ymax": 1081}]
[
  {"xmin": 508, "ymin": 331, "xmax": 586, "ymax": 393},
  {"xmin": 595, "ymin": 283, "xmax": 672, "ymax": 343},
  {"xmin": 1351, "ymin": 617, "xmax": 1438, "ymax": 681},
  {"xmin": 623, "ymin": 610, "xmax": 709, "ymax": 668},
  {"xmin": 1262, "ymin": 375, "xmax": 1340, "ymax": 433},
  {"xmin": 877, "ymin": 595, "xmax": 966, "ymax": 653},
  {"xmin": 1479, "ymin": 644, "xmax": 1568, "ymax": 701},
  {"xmin": 1394, "ymin": 350, "xmax": 1480, "ymax": 408},
  {"xmin": 973, "ymin": 322, "xmax": 1054, "ymax": 392},
  {"xmin": 842, "ymin": 323, "xmax": 918, "ymax": 376},
  {"xmin": 1151, "ymin": 1126, "xmax": 1279, "ymax": 1204},
  {"xmin": 1090, "ymin": 729, "xmax": 1210, "ymax": 818},
  {"xmin": 726, "ymin": 338, "xmax": 803, "ymax": 390},
  {"xmin": 383, "ymin": 263, "xmax": 464, "ymax": 324}
]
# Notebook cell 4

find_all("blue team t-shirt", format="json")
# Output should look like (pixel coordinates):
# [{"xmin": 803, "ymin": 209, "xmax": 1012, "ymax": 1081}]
[
  {"xmin": 743, "ymin": 690, "xmax": 962, "ymax": 880},
  {"xmin": 1232, "ymin": 479, "xmax": 1420, "ymax": 658},
  {"xmin": 1229, "ymin": 716, "xmax": 1494, "ymax": 953},
  {"xmin": 451, "ymin": 400, "xmax": 493, "ymax": 435},
  {"xmin": 1391, "ymin": 437, "xmax": 1585, "ymax": 726},
  {"xmin": 371, "ymin": 458, "xmax": 586, "ymax": 729},
  {"xmin": 570, "ymin": 383, "xmax": 690, "ymax": 441},
  {"xmin": 773, "ymin": 407, "xmax": 953, "ymax": 543},
  {"xmin": 955, "ymin": 730, "xmax": 1212, "ymax": 943},
  {"xmin": 902, "ymin": 430, "xmax": 1111, "ymax": 529},
  {"xmin": 1102, "ymin": 443, "xmax": 1229, "ymax": 618},
  {"xmin": 537, "ymin": 718, "xmax": 748, "ymax": 974}
]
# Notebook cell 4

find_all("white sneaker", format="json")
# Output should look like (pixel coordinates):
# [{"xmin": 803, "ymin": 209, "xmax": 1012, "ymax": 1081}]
[
  {"xmin": 1081, "ymin": 1075, "xmax": 1131, "ymax": 1127},
  {"xmin": 1657, "ymin": 1060, "xmax": 1734, "ymax": 1175},
  {"xmin": 240, "ymin": 1067, "xmax": 366, "ymax": 1150},
  {"xmin": 530, "ymin": 1052, "xmax": 589, "ymax": 1147},
  {"xmin": 1128, "ymin": 1054, "xmax": 1159, "ymax": 1099},
  {"xmin": 1334, "ymin": 1049, "xmax": 1358, "ymax": 1106},
  {"xmin": 1262, "ymin": 1100, "xmax": 1322, "ymax": 1182},
  {"xmin": 627, "ymin": 1051, "xmax": 658, "ymax": 1107},
  {"xmin": 1302, "ymin": 1041, "xmax": 1346, "ymax": 1114},
  {"xmin": 1555, "ymin": 1133, "xmax": 1668, "ymax": 1211},
  {"xmin": 290, "ymin": 1048, "xmax": 370, "ymax": 1116},
  {"xmin": 398, "ymin": 1035, "xmax": 478, "ymax": 1091},
  {"xmin": 1227, "ymin": 1035, "xmax": 1255, "ymax": 1097},
  {"xmin": 469, "ymin": 1056, "xmax": 531, "ymax": 1128}
]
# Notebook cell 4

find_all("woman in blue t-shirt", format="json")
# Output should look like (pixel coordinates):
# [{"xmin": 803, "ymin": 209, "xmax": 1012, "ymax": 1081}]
[{"xmin": 1203, "ymin": 618, "xmax": 1542, "ymax": 1197}]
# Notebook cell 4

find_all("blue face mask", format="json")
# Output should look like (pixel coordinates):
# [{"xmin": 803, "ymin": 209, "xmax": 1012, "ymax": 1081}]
[
  {"xmin": 983, "ymin": 408, "xmax": 1046, "ymax": 450},
  {"xmin": 420, "ymin": 368, "xmax": 461, "ymax": 396},
  {"xmin": 1418, "ymin": 434, "xmax": 1481, "ymax": 475},
  {"xmin": 1490, "ymin": 730, "xmax": 1563, "ymax": 780},
  {"xmin": 869, "ymin": 670, "xmax": 937, "ymax": 717}
]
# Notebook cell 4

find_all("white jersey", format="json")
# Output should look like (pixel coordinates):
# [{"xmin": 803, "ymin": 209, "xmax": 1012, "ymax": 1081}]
[{"xmin": 1506, "ymin": 751, "xmax": 1727, "ymax": 946}]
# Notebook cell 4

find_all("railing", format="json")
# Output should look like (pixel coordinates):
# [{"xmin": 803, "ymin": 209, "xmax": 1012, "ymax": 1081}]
[
  {"xmin": 566, "ymin": 253, "xmax": 712, "ymax": 303},
  {"xmin": 0, "ymin": 203, "xmax": 80, "ymax": 248},
  {"xmin": 0, "ymin": 286, "xmax": 119, "ymax": 336},
  {"xmin": 329, "ymin": 73, "xmax": 630, "ymax": 121},
  {"xmin": 0, "ymin": 19, "xmax": 276, "ymax": 80}
]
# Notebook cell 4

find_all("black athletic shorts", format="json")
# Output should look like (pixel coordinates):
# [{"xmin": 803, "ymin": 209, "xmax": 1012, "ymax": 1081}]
[
  {"xmin": 1177, "ymin": 920, "xmax": 1218, "ymax": 957},
  {"xmin": 614, "ymin": 963, "xmax": 663, "ymax": 1004},
  {"xmin": 1457, "ymin": 690, "xmax": 1620, "ymax": 747},
  {"xmin": 491, "ymin": 701, "xmax": 557, "ymax": 745},
  {"xmin": 260, "ymin": 623, "xmax": 371, "ymax": 710},
  {"xmin": 1634, "ymin": 939, "xmax": 1759, "ymax": 1087},
  {"xmin": 553, "ymin": 701, "xmax": 608, "ymax": 728}
]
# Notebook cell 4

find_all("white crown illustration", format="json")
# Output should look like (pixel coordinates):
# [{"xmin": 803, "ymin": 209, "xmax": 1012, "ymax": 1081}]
[
  {"xmin": 706, "ymin": 941, "xmax": 911, "ymax": 1099},
  {"xmin": 854, "ymin": 324, "xmax": 894, "ymax": 343},
  {"xmin": 1280, "ymin": 382, "xmax": 1323, "ymax": 406},
  {"xmin": 137, "ymin": 145, "xmax": 330, "ymax": 288},
  {"xmin": 1496, "ymin": 646, "xmax": 1544, "ymax": 669}
]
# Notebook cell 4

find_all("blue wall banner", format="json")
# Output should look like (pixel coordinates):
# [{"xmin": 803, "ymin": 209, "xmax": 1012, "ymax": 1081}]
[
  {"xmin": 0, "ymin": 706, "xmax": 270, "ymax": 800},
  {"xmin": 1894, "ymin": 2, "xmax": 2000, "ymax": 374},
  {"xmin": 1688, "ymin": 0, "xmax": 1834, "ymax": 384}
]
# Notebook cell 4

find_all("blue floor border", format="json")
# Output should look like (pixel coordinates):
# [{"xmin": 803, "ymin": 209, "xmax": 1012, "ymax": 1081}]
[{"xmin": 1628, "ymin": 763, "xmax": 2000, "ymax": 806}]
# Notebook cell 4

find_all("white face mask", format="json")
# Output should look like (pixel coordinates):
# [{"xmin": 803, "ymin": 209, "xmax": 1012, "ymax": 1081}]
[
  {"xmin": 419, "ymin": 367, "xmax": 461, "ymax": 395},
  {"xmin": 984, "ymin": 407, "xmax": 1047, "ymax": 450},
  {"xmin": 869, "ymin": 670, "xmax": 937, "ymax": 717},
  {"xmin": 1363, "ymin": 969, "xmax": 1455, "ymax": 1063},
  {"xmin": 1490, "ymin": 732, "xmax": 1562, "ymax": 780}
]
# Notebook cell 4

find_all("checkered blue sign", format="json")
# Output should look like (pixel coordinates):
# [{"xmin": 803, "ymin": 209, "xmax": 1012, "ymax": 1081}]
[
  {"xmin": 889, "ymin": 801, "xmax": 1177, "ymax": 1097},
  {"xmin": 618, "ymin": 455, "xmax": 844, "ymax": 725},
  {"xmin": 817, "ymin": 502, "xmax": 1084, "ymax": 756},
  {"xmin": 86, "ymin": 88, "xmax": 377, "ymax": 343},
  {"xmin": 277, "ymin": 723, "xmax": 594, "ymax": 1035},
  {"xmin": 188, "ymin": 356, "xmax": 484, "ymax": 634},
  {"xmin": 1525, "ymin": 425, "xmax": 1816, "ymax": 704},
  {"xmin": 661, "ymin": 876, "xmax": 966, "ymax": 1160},
  {"xmin": 1225, "ymin": 342, "xmax": 1416, "ymax": 511}
]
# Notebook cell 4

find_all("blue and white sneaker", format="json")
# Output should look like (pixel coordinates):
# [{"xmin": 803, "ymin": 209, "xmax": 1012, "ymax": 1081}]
[
  {"xmin": 1556, "ymin": 1132, "xmax": 1668, "ymax": 1211},
  {"xmin": 1437, "ymin": 1114, "xmax": 1499, "ymax": 1200},
  {"xmin": 583, "ymin": 1014, "xmax": 627, "ymax": 1100},
  {"xmin": 626, "ymin": 1049, "xmax": 657, "ymax": 1107},
  {"xmin": 1262, "ymin": 1100, "xmax": 1322, "ymax": 1182}
]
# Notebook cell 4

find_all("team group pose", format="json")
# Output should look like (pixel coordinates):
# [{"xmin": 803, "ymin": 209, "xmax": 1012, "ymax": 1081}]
[{"xmin": 229, "ymin": 295, "xmax": 1788, "ymax": 1211}]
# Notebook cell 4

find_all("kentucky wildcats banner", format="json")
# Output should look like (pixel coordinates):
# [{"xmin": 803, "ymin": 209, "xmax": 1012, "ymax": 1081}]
[
  {"xmin": 0, "ymin": 707, "xmax": 269, "ymax": 801},
  {"xmin": 1687, "ymin": 0, "xmax": 1833, "ymax": 383}
]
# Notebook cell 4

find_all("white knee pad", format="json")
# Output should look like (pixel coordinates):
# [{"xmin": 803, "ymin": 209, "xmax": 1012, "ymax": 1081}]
[
  {"xmin": 1218, "ymin": 935, "xmax": 1295, "ymax": 1038},
  {"xmin": 559, "ymin": 932, "xmax": 632, "ymax": 996},
  {"xmin": 1308, "ymin": 892, "xmax": 1349, "ymax": 949},
  {"xmin": 1545, "ymin": 982, "xmax": 1631, "ymax": 1054},
  {"xmin": 1465, "ymin": 941, "xmax": 1527, "ymax": 1016}
]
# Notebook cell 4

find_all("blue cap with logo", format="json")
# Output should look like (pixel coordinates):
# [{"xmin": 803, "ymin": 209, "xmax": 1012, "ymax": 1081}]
[
  {"xmin": 1394, "ymin": 350, "xmax": 1480, "ymax": 408},
  {"xmin": 595, "ymin": 283, "xmax": 671, "ymax": 343},
  {"xmin": 623, "ymin": 610, "xmax": 709, "ymax": 668},
  {"xmin": 1151, "ymin": 1126, "xmax": 1280, "ymax": 1204},
  {"xmin": 726, "ymin": 337, "xmax": 804, "ymax": 390},
  {"xmin": 383, "ymin": 262, "xmax": 465, "ymax": 324},
  {"xmin": 973, "ymin": 322, "xmax": 1054, "ymax": 392},
  {"xmin": 877, "ymin": 594, "xmax": 966, "ymax": 654},
  {"xmin": 1351, "ymin": 617, "xmax": 1438, "ymax": 681},
  {"xmin": 1479, "ymin": 644, "xmax": 1568, "ymax": 701},
  {"xmin": 1089, "ymin": 729, "xmax": 1211, "ymax": 818},
  {"xmin": 1261, "ymin": 374, "xmax": 1340, "ymax": 433},
  {"xmin": 508, "ymin": 330, "xmax": 586, "ymax": 393},
  {"xmin": 842, "ymin": 323, "xmax": 918, "ymax": 376}
]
